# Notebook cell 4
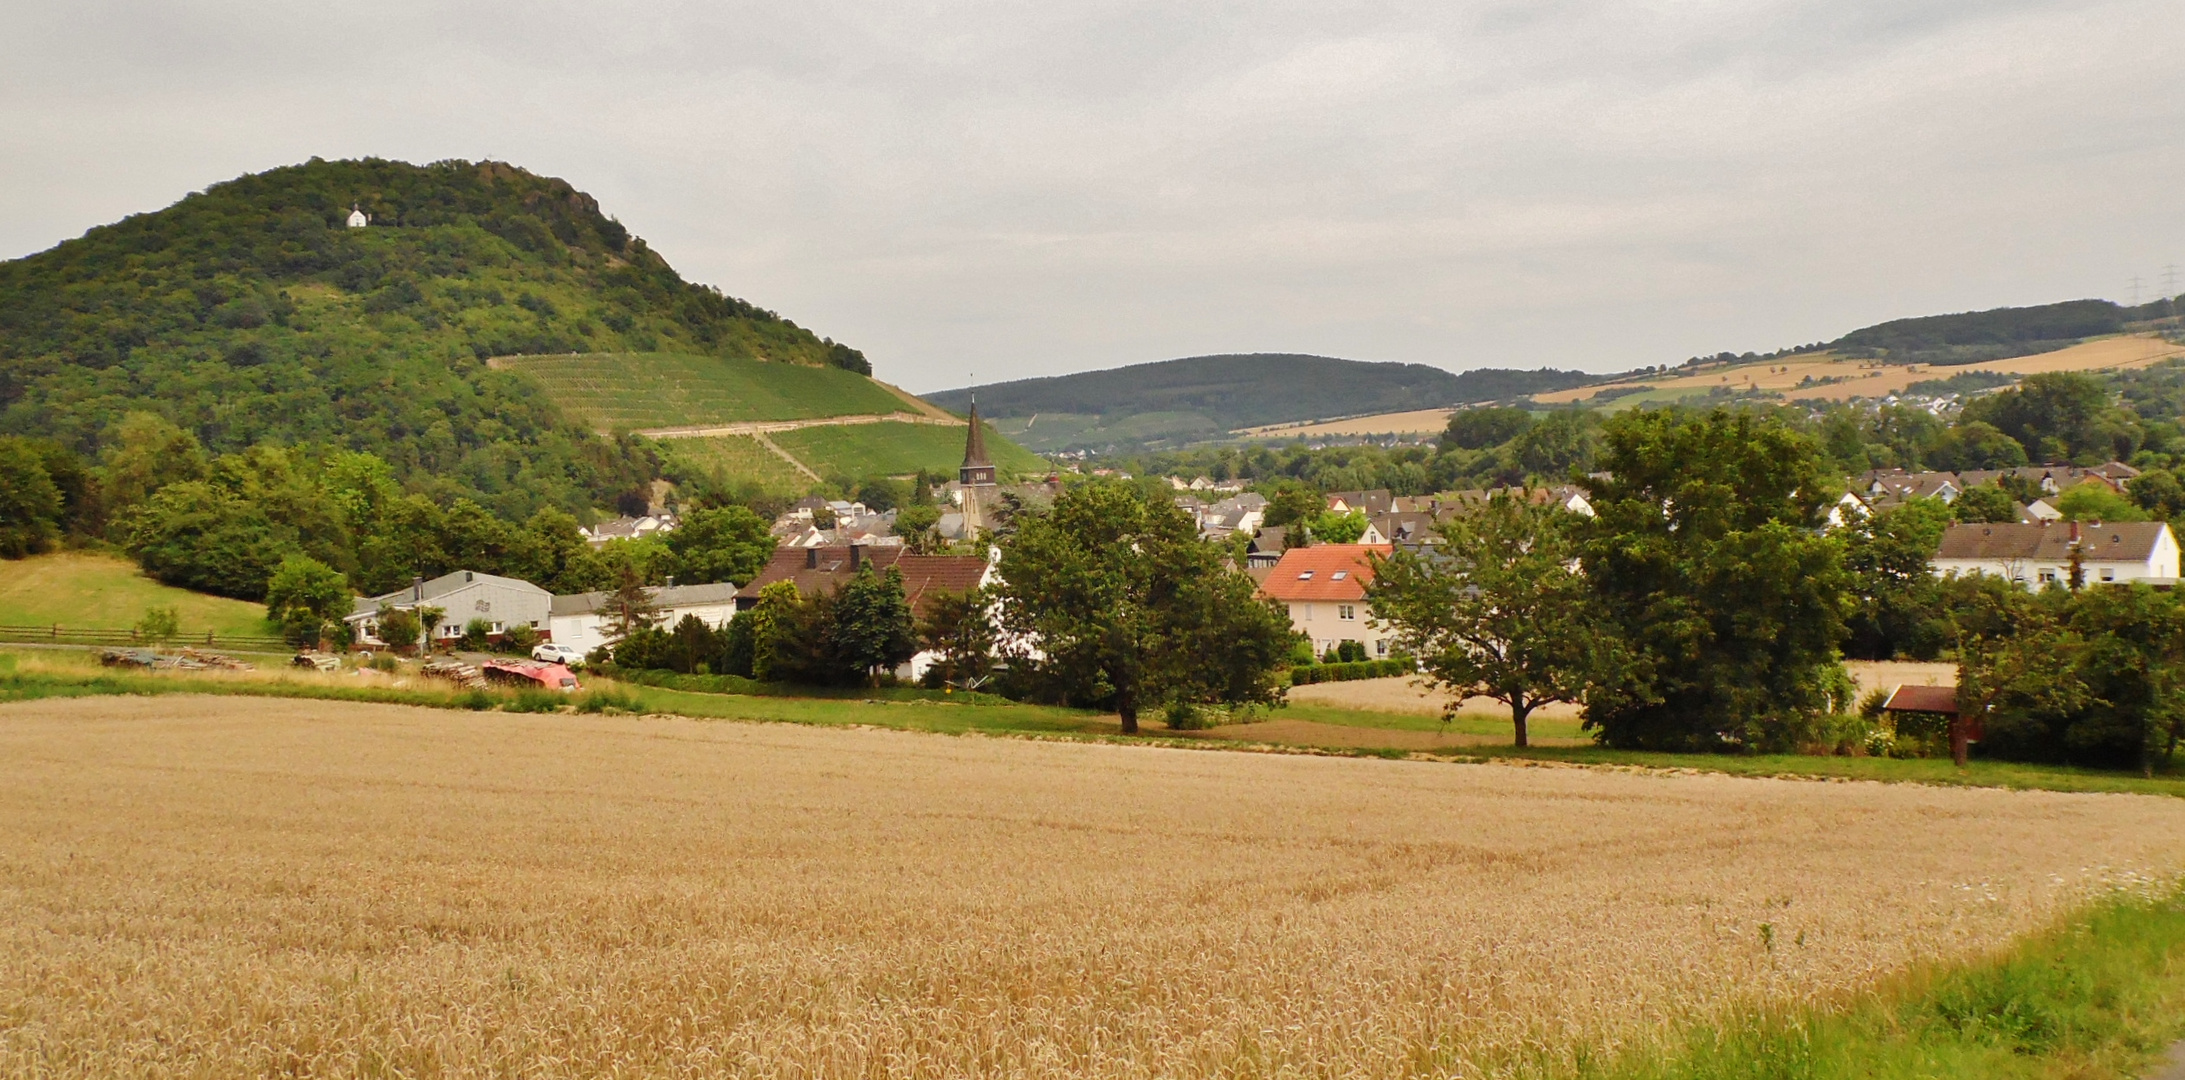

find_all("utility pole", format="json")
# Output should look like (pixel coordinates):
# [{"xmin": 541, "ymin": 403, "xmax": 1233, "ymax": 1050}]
[{"xmin": 2129, "ymin": 274, "xmax": 2144, "ymax": 308}]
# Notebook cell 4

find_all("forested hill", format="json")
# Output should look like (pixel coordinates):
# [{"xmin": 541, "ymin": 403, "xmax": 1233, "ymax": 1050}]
[
  {"xmin": 1822, "ymin": 299, "xmax": 2161, "ymax": 365},
  {"xmin": 0, "ymin": 157, "xmax": 870, "ymax": 519},
  {"xmin": 929, "ymin": 354, "xmax": 1594, "ymax": 433}
]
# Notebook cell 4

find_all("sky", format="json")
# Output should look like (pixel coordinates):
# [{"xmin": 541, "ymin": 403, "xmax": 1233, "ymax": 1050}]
[{"xmin": 3, "ymin": 1, "xmax": 2181, "ymax": 393}]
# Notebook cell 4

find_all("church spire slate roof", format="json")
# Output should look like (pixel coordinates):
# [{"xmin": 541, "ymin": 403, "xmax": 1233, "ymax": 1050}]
[{"xmin": 961, "ymin": 395, "xmax": 992, "ymax": 470}]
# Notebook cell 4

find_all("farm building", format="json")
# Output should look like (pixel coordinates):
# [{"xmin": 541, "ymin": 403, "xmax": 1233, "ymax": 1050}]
[{"xmin": 347, "ymin": 570, "xmax": 552, "ymax": 647}]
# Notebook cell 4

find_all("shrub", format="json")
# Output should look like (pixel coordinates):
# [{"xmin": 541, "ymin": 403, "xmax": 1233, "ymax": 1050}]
[
  {"xmin": 574, "ymin": 687, "xmax": 647, "ymax": 714},
  {"xmin": 460, "ymin": 619, "xmax": 493, "ymax": 651},
  {"xmin": 1289, "ymin": 659, "xmax": 1409, "ymax": 685},
  {"xmin": 501, "ymin": 624, "xmax": 540, "ymax": 653}
]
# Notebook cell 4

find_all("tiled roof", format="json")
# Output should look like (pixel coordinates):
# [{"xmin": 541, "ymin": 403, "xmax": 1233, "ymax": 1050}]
[
  {"xmin": 1934, "ymin": 522, "xmax": 2168, "ymax": 563},
  {"xmin": 1882, "ymin": 684, "xmax": 1959, "ymax": 714},
  {"xmin": 735, "ymin": 546, "xmax": 989, "ymax": 619},
  {"xmin": 1256, "ymin": 544, "xmax": 1391, "ymax": 602}
]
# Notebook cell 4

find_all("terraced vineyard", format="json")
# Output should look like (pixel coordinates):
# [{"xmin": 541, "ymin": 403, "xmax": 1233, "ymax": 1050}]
[
  {"xmin": 662, "ymin": 434, "xmax": 816, "ymax": 495},
  {"xmin": 494, "ymin": 352, "xmax": 909, "ymax": 431},
  {"xmin": 774, "ymin": 420, "xmax": 1048, "ymax": 479}
]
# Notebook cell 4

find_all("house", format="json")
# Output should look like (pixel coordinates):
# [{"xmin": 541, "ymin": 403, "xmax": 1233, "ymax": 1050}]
[
  {"xmin": 1326, "ymin": 489, "xmax": 1394, "ymax": 515},
  {"xmin": 1255, "ymin": 544, "xmax": 1397, "ymax": 660},
  {"xmin": 582, "ymin": 512, "xmax": 679, "ymax": 547},
  {"xmin": 547, "ymin": 582, "xmax": 744, "ymax": 657},
  {"xmin": 346, "ymin": 570, "xmax": 553, "ymax": 647},
  {"xmin": 735, "ymin": 543, "xmax": 997, "ymax": 680},
  {"xmin": 1245, "ymin": 527, "xmax": 1288, "ymax": 568},
  {"xmin": 1931, "ymin": 521, "xmax": 2180, "ymax": 589}
]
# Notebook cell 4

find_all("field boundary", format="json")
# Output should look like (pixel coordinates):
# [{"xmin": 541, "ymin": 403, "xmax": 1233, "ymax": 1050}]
[{"xmin": 0, "ymin": 624, "xmax": 286, "ymax": 650}]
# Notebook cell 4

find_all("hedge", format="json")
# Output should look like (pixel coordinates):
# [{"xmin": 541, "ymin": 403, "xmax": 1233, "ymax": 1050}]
[{"xmin": 1289, "ymin": 659, "xmax": 1411, "ymax": 686}]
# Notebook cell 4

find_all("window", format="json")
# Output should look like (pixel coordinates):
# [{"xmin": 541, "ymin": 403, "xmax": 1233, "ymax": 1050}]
[
  {"xmin": 1331, "ymin": 570, "xmax": 1348, "ymax": 580},
  {"xmin": 1338, "ymin": 605, "xmax": 1356, "ymax": 621},
  {"xmin": 2038, "ymin": 570, "xmax": 2057, "ymax": 583},
  {"xmin": 2101, "ymin": 569, "xmax": 2115, "ymax": 581},
  {"xmin": 1375, "ymin": 639, "xmax": 1388, "ymax": 658},
  {"xmin": 1297, "ymin": 570, "xmax": 1314, "ymax": 580}
]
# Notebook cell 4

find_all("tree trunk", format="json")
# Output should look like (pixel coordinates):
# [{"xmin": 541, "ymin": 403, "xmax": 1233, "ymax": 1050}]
[
  {"xmin": 1511, "ymin": 700, "xmax": 1531, "ymax": 750},
  {"xmin": 1117, "ymin": 685, "xmax": 1139, "ymax": 735}
]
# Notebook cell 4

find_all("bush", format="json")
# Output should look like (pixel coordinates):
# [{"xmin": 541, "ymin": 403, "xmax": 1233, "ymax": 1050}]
[
  {"xmin": 501, "ymin": 687, "xmax": 566, "ymax": 713},
  {"xmin": 459, "ymin": 618, "xmax": 492, "ymax": 651},
  {"xmin": 1289, "ymin": 659, "xmax": 1409, "ymax": 685},
  {"xmin": 501, "ymin": 624, "xmax": 540, "ymax": 653},
  {"xmin": 575, "ymin": 687, "xmax": 647, "ymax": 713}
]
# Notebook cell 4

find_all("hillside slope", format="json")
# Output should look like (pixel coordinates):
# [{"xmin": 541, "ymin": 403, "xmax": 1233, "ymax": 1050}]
[
  {"xmin": 929, "ymin": 355, "xmax": 1594, "ymax": 451},
  {"xmin": 0, "ymin": 158, "xmax": 875, "ymax": 518}
]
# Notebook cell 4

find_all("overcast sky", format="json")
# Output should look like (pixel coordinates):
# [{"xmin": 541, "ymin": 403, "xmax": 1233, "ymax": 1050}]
[{"xmin": 3, "ymin": 1, "xmax": 2180, "ymax": 392}]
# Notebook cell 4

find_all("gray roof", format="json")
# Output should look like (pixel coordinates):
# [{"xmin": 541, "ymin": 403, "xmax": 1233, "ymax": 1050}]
[
  {"xmin": 1935, "ymin": 522, "xmax": 2169, "ymax": 563},
  {"xmin": 549, "ymin": 582, "xmax": 742, "ymax": 617},
  {"xmin": 350, "ymin": 569, "xmax": 549, "ymax": 618}
]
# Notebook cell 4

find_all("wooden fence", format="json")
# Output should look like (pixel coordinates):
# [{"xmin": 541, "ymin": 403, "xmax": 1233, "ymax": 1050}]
[{"xmin": 0, "ymin": 625, "xmax": 290, "ymax": 650}]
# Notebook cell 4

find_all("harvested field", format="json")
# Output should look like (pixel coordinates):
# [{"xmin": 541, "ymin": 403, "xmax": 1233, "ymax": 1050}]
[{"xmin": 6, "ymin": 695, "xmax": 2185, "ymax": 1079}]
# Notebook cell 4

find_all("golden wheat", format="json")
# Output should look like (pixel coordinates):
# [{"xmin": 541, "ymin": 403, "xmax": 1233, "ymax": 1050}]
[{"xmin": 3, "ymin": 695, "xmax": 2183, "ymax": 1079}]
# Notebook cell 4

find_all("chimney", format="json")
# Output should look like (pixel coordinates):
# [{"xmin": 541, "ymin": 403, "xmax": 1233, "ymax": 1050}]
[
  {"xmin": 665, "ymin": 575, "xmax": 675, "ymax": 588},
  {"xmin": 806, "ymin": 547, "xmax": 820, "ymax": 569},
  {"xmin": 2070, "ymin": 520, "xmax": 2081, "ymax": 546},
  {"xmin": 411, "ymin": 575, "xmax": 424, "ymax": 601},
  {"xmin": 850, "ymin": 543, "xmax": 864, "ymax": 568}
]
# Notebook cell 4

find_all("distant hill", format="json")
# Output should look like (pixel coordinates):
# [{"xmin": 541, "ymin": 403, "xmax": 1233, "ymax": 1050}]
[
  {"xmin": 0, "ymin": 157, "xmax": 888, "ymax": 518},
  {"xmin": 928, "ymin": 354, "xmax": 1595, "ymax": 451},
  {"xmin": 1826, "ymin": 299, "xmax": 2143, "ymax": 366}
]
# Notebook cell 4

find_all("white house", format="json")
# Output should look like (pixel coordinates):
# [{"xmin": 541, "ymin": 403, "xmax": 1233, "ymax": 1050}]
[
  {"xmin": 347, "ymin": 570, "xmax": 553, "ymax": 646},
  {"xmin": 1932, "ymin": 521, "xmax": 2180, "ymax": 589},
  {"xmin": 547, "ymin": 582, "xmax": 742, "ymax": 658},
  {"xmin": 1255, "ymin": 544, "xmax": 1400, "ymax": 660},
  {"xmin": 346, "ymin": 204, "xmax": 369, "ymax": 228}
]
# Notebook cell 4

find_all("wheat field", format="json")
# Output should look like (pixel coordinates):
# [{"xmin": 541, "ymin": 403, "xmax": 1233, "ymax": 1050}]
[{"xmin": 6, "ymin": 696, "xmax": 2185, "ymax": 1078}]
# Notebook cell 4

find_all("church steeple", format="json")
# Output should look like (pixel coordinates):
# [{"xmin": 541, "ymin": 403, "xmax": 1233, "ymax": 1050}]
[
  {"xmin": 958, "ymin": 393, "xmax": 997, "ymax": 534},
  {"xmin": 961, "ymin": 394, "xmax": 992, "ymax": 472}
]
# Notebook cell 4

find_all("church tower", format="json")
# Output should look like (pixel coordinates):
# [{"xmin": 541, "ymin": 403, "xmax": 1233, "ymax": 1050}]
[{"xmin": 959, "ymin": 395, "xmax": 998, "ymax": 535}]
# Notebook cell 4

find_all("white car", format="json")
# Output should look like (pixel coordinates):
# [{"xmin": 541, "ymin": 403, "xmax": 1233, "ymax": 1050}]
[{"xmin": 531, "ymin": 642, "xmax": 586, "ymax": 667}]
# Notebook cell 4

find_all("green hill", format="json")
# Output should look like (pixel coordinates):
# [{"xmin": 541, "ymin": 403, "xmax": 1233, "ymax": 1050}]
[
  {"xmin": 928, "ymin": 355, "xmax": 1595, "ymax": 451},
  {"xmin": 0, "ymin": 157, "xmax": 875, "ymax": 519},
  {"xmin": 499, "ymin": 352, "xmax": 911, "ymax": 431},
  {"xmin": 0, "ymin": 553, "xmax": 272, "ymax": 637}
]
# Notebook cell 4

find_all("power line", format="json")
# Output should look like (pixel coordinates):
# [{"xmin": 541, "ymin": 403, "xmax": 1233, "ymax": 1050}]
[{"xmin": 2129, "ymin": 274, "xmax": 2144, "ymax": 308}]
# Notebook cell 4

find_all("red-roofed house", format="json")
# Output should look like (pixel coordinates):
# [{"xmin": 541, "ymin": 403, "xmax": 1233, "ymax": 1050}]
[{"xmin": 1255, "ymin": 544, "xmax": 1395, "ymax": 659}]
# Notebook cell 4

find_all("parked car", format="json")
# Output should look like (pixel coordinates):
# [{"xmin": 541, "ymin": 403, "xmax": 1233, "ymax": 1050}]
[{"xmin": 532, "ymin": 642, "xmax": 586, "ymax": 667}]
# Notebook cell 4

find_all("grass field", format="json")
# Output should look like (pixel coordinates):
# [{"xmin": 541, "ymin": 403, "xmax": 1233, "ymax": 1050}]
[
  {"xmin": 494, "ymin": 352, "xmax": 911, "ymax": 431},
  {"xmin": 662, "ymin": 432, "xmax": 815, "ymax": 495},
  {"xmin": 6, "ymin": 693, "xmax": 2184, "ymax": 1078},
  {"xmin": 0, "ymin": 552, "xmax": 271, "ymax": 636},
  {"xmin": 773, "ymin": 419, "xmax": 1049, "ymax": 478}
]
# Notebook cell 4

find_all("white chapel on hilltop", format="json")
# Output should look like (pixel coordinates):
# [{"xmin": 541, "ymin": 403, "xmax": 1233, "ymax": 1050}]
[{"xmin": 346, "ymin": 204, "xmax": 369, "ymax": 228}]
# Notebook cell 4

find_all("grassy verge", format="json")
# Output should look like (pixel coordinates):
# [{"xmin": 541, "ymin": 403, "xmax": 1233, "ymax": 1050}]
[
  {"xmin": 0, "ymin": 552, "xmax": 273, "ymax": 637},
  {"xmin": 1578, "ymin": 884, "xmax": 2185, "ymax": 1080}
]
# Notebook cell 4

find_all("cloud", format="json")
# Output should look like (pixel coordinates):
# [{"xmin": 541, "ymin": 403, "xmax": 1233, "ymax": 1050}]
[{"xmin": 1, "ymin": 0, "xmax": 2180, "ymax": 390}]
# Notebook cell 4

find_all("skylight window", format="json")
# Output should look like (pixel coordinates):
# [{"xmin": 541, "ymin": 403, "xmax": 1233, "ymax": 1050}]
[
  {"xmin": 1330, "ymin": 571, "xmax": 1348, "ymax": 580},
  {"xmin": 1297, "ymin": 571, "xmax": 1314, "ymax": 580}
]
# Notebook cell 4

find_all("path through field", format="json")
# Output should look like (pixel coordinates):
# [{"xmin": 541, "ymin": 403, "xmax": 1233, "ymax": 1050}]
[{"xmin": 5, "ymin": 696, "xmax": 2184, "ymax": 1079}]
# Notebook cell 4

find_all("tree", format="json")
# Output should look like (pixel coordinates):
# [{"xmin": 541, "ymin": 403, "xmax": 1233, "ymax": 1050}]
[
  {"xmin": 894, "ymin": 503, "xmax": 943, "ymax": 553},
  {"xmin": 664, "ymin": 505, "xmax": 775, "ymax": 584},
  {"xmin": 745, "ymin": 580, "xmax": 803, "ymax": 682},
  {"xmin": 0, "ymin": 439, "xmax": 63, "ymax": 558},
  {"xmin": 1963, "ymin": 373, "xmax": 2139, "ymax": 464},
  {"xmin": 667, "ymin": 614, "xmax": 724, "ymax": 674},
  {"xmin": 829, "ymin": 566, "xmax": 917, "ymax": 682},
  {"xmin": 599, "ymin": 565, "xmax": 663, "ymax": 643},
  {"xmin": 994, "ymin": 483, "xmax": 1292, "ymax": 733},
  {"xmin": 918, "ymin": 587, "xmax": 995, "ymax": 688},
  {"xmin": 377, "ymin": 608, "xmax": 421, "ymax": 652},
  {"xmin": 2054, "ymin": 480, "xmax": 2146, "ymax": 522},
  {"xmin": 1839, "ymin": 498, "xmax": 1954, "ymax": 660},
  {"xmin": 98, "ymin": 412, "xmax": 207, "ymax": 511},
  {"xmin": 122, "ymin": 481, "xmax": 293, "ymax": 599},
  {"xmin": 1368, "ymin": 494, "xmax": 1618, "ymax": 747},
  {"xmin": 135, "ymin": 605, "xmax": 180, "ymax": 646},
  {"xmin": 1260, "ymin": 482, "xmax": 1323, "ymax": 530},
  {"xmin": 1580, "ymin": 409, "xmax": 1853, "ymax": 751},
  {"xmin": 416, "ymin": 606, "xmax": 446, "ymax": 651},
  {"xmin": 264, "ymin": 555, "xmax": 351, "ymax": 648},
  {"xmin": 1440, "ymin": 407, "xmax": 1534, "ymax": 451},
  {"xmin": 2128, "ymin": 468, "xmax": 2185, "ymax": 520},
  {"xmin": 1304, "ymin": 509, "xmax": 1368, "ymax": 544},
  {"xmin": 1952, "ymin": 483, "xmax": 2018, "ymax": 524}
]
